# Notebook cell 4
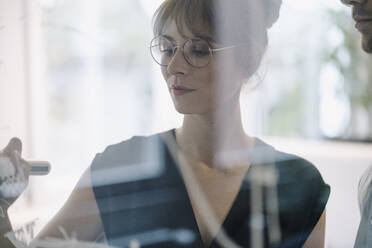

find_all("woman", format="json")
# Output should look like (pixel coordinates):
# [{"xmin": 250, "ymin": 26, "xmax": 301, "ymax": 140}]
[{"xmin": 0, "ymin": 0, "xmax": 329, "ymax": 247}]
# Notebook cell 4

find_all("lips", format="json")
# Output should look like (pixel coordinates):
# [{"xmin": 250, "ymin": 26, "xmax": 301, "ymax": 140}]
[
  {"xmin": 353, "ymin": 15, "xmax": 372, "ymax": 30},
  {"xmin": 170, "ymin": 85, "xmax": 196, "ymax": 96}
]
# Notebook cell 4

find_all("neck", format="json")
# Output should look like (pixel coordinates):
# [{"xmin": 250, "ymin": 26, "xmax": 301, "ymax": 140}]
[{"xmin": 176, "ymin": 100, "xmax": 253, "ymax": 168}]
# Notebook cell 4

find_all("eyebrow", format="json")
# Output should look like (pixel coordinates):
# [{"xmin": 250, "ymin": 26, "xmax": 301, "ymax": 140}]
[
  {"xmin": 162, "ymin": 34, "xmax": 176, "ymax": 42},
  {"xmin": 161, "ymin": 34, "xmax": 217, "ymax": 45},
  {"xmin": 193, "ymin": 35, "xmax": 219, "ymax": 49},
  {"xmin": 198, "ymin": 35, "xmax": 217, "ymax": 45}
]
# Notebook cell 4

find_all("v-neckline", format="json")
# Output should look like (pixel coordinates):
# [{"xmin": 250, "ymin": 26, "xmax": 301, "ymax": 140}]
[{"xmin": 164, "ymin": 129, "xmax": 271, "ymax": 247}]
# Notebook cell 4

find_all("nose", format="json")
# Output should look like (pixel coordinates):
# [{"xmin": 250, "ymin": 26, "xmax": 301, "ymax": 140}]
[{"xmin": 166, "ymin": 47, "xmax": 189, "ymax": 75}]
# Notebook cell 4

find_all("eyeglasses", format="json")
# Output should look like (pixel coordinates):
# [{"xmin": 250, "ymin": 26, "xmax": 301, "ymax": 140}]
[{"xmin": 149, "ymin": 35, "xmax": 237, "ymax": 68}]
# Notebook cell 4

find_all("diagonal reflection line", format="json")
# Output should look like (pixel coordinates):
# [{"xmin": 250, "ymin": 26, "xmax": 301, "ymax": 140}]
[{"xmin": 160, "ymin": 132, "xmax": 242, "ymax": 248}]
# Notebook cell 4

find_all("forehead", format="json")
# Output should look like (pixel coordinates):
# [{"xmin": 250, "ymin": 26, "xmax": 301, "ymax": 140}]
[
  {"xmin": 161, "ymin": 18, "xmax": 215, "ymax": 44},
  {"xmin": 161, "ymin": 19, "xmax": 192, "ymax": 41}
]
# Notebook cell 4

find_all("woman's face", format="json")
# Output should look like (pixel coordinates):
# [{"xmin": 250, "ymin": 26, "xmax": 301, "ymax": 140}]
[{"xmin": 160, "ymin": 19, "xmax": 243, "ymax": 115}]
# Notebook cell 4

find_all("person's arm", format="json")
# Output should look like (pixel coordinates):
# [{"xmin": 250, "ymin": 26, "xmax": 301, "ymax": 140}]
[
  {"xmin": 302, "ymin": 210, "xmax": 326, "ymax": 248},
  {"xmin": 0, "ymin": 167, "xmax": 104, "ymax": 248},
  {"xmin": 0, "ymin": 138, "xmax": 104, "ymax": 245},
  {"xmin": 0, "ymin": 206, "xmax": 16, "ymax": 248},
  {"xmin": 0, "ymin": 138, "xmax": 29, "ymax": 248},
  {"xmin": 33, "ymin": 166, "xmax": 104, "ymax": 243}
]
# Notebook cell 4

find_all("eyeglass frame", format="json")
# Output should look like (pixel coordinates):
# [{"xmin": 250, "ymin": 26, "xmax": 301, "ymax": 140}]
[{"xmin": 149, "ymin": 35, "xmax": 240, "ymax": 68}]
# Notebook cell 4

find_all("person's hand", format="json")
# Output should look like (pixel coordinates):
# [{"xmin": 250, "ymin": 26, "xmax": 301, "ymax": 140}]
[{"xmin": 0, "ymin": 138, "xmax": 30, "ymax": 213}]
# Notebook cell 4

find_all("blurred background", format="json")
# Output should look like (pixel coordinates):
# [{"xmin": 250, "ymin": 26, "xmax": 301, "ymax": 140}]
[{"xmin": 0, "ymin": 0, "xmax": 372, "ymax": 247}]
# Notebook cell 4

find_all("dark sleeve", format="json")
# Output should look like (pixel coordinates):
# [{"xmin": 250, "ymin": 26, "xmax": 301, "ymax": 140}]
[
  {"xmin": 288, "ymin": 157, "xmax": 330, "ymax": 245},
  {"xmin": 89, "ymin": 136, "xmax": 140, "ymax": 212},
  {"xmin": 300, "ymin": 164, "xmax": 330, "ymax": 237},
  {"xmin": 275, "ymin": 153, "xmax": 330, "ymax": 247},
  {"xmin": 90, "ymin": 133, "xmax": 166, "ymax": 205},
  {"xmin": 89, "ymin": 136, "xmax": 147, "ymax": 240},
  {"xmin": 90, "ymin": 136, "xmax": 147, "ymax": 187},
  {"xmin": 91, "ymin": 136, "xmax": 140, "ymax": 171}
]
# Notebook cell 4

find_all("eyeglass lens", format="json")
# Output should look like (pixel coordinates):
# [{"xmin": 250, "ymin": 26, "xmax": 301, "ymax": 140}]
[{"xmin": 150, "ymin": 36, "xmax": 212, "ymax": 68}]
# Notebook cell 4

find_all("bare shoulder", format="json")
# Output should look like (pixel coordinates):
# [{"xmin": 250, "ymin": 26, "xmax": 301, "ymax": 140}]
[{"xmin": 34, "ymin": 166, "xmax": 103, "ymax": 242}]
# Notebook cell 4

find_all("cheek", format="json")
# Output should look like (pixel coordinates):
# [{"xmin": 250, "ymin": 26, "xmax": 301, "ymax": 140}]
[
  {"xmin": 203, "ymin": 68, "xmax": 214, "ymax": 87},
  {"xmin": 161, "ymin": 67, "xmax": 168, "ymax": 81},
  {"xmin": 211, "ymin": 60, "xmax": 241, "ymax": 92},
  {"xmin": 161, "ymin": 68, "xmax": 172, "ymax": 87}
]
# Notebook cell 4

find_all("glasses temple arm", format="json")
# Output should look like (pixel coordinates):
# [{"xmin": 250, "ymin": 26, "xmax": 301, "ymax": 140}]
[{"xmin": 211, "ymin": 45, "xmax": 237, "ymax": 52}]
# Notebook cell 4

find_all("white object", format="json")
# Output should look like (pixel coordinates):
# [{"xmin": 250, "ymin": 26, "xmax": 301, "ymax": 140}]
[
  {"xmin": 29, "ymin": 161, "xmax": 51, "ymax": 176},
  {"xmin": 0, "ymin": 156, "xmax": 27, "ymax": 198},
  {"xmin": 0, "ymin": 156, "xmax": 51, "ymax": 198}
]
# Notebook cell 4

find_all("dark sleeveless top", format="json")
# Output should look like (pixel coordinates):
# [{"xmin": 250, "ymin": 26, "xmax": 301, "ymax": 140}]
[{"xmin": 90, "ymin": 130, "xmax": 330, "ymax": 248}]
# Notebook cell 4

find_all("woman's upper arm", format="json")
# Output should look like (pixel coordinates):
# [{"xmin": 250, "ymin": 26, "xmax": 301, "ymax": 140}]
[
  {"xmin": 302, "ymin": 210, "xmax": 326, "ymax": 248},
  {"xmin": 34, "ymin": 166, "xmax": 104, "ymax": 242}
]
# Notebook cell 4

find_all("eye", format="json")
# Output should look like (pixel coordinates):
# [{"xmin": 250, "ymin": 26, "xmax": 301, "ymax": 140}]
[
  {"xmin": 159, "ymin": 44, "xmax": 174, "ymax": 56},
  {"xmin": 156, "ymin": 37, "xmax": 175, "ymax": 56},
  {"xmin": 187, "ymin": 41, "xmax": 210, "ymax": 57},
  {"xmin": 191, "ymin": 47, "xmax": 209, "ymax": 57},
  {"xmin": 161, "ymin": 47, "xmax": 174, "ymax": 56}
]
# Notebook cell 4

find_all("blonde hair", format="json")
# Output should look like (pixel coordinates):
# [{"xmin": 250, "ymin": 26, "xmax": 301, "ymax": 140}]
[{"xmin": 152, "ymin": 0, "xmax": 282, "ymax": 80}]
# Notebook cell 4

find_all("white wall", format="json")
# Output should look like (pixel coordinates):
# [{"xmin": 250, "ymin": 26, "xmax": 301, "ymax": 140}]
[
  {"xmin": 0, "ymin": 0, "xmax": 46, "ymax": 154},
  {"xmin": 0, "ymin": 0, "xmax": 29, "ymax": 153},
  {"xmin": 0, "ymin": 1, "xmax": 48, "ymax": 239}
]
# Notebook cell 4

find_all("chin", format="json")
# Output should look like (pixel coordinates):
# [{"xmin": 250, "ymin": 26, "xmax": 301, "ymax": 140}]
[
  {"xmin": 173, "ymin": 102, "xmax": 210, "ymax": 115},
  {"xmin": 362, "ymin": 35, "xmax": 372, "ymax": 54},
  {"xmin": 174, "ymin": 106, "xmax": 206, "ymax": 115}
]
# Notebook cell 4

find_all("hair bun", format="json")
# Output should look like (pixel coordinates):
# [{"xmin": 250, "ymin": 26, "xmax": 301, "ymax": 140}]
[{"xmin": 263, "ymin": 0, "xmax": 282, "ymax": 29}]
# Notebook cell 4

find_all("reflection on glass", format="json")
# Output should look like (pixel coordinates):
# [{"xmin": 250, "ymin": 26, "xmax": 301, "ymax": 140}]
[{"xmin": 3, "ymin": 0, "xmax": 371, "ymax": 247}]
